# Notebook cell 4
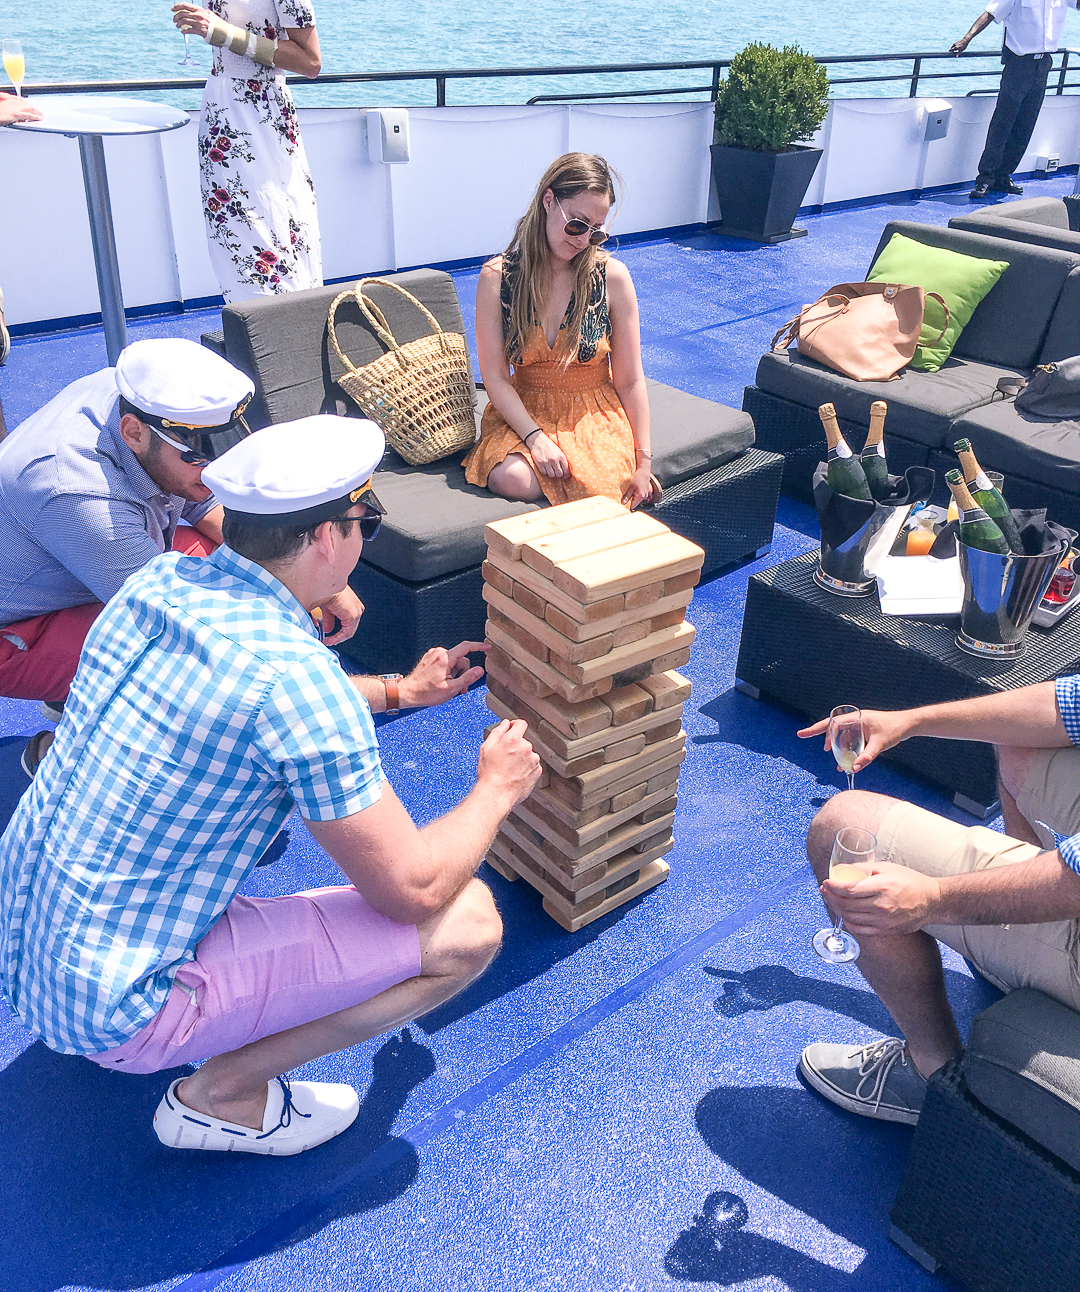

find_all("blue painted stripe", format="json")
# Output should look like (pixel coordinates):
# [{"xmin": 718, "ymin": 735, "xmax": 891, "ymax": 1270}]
[{"xmin": 171, "ymin": 865, "xmax": 810, "ymax": 1292}]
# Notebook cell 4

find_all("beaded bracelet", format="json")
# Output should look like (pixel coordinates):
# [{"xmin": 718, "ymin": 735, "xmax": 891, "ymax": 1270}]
[{"xmin": 205, "ymin": 15, "xmax": 277, "ymax": 68}]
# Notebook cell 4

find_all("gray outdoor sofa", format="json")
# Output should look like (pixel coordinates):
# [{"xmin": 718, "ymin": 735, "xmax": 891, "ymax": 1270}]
[
  {"xmin": 202, "ymin": 269, "xmax": 782, "ymax": 673},
  {"xmin": 742, "ymin": 220, "xmax": 1080, "ymax": 527},
  {"xmin": 949, "ymin": 194, "xmax": 1080, "ymax": 254}
]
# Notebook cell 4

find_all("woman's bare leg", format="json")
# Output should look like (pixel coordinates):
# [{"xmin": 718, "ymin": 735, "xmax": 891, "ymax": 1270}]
[{"xmin": 487, "ymin": 453, "xmax": 544, "ymax": 502}]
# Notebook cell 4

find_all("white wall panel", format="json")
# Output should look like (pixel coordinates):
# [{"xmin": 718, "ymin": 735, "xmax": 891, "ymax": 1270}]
[
  {"xmin": 567, "ymin": 103, "xmax": 714, "ymax": 233},
  {"xmin": 820, "ymin": 99, "xmax": 925, "ymax": 205},
  {"xmin": 390, "ymin": 106, "xmax": 567, "ymax": 268},
  {"xmin": 158, "ymin": 112, "xmax": 219, "ymax": 303}
]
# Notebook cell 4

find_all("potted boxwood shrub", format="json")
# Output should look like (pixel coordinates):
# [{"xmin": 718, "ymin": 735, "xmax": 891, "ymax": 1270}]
[{"xmin": 712, "ymin": 42, "xmax": 830, "ymax": 243}]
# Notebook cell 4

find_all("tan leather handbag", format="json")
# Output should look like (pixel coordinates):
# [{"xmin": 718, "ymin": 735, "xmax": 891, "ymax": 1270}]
[{"xmin": 770, "ymin": 282, "xmax": 949, "ymax": 382}]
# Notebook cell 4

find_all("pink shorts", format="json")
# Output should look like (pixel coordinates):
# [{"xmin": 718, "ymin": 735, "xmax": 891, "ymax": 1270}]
[{"xmin": 87, "ymin": 885, "xmax": 422, "ymax": 1075}]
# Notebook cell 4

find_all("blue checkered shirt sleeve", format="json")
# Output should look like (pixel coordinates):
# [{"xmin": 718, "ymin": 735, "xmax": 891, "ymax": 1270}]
[
  {"xmin": 1054, "ymin": 676, "xmax": 1080, "ymax": 873},
  {"xmin": 254, "ymin": 655, "xmax": 383, "ymax": 820}
]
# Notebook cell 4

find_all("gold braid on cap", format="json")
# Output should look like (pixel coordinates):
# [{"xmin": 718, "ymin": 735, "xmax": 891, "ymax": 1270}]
[
  {"xmin": 159, "ymin": 394, "xmax": 252, "ymax": 434},
  {"xmin": 349, "ymin": 474, "xmax": 376, "ymax": 503}
]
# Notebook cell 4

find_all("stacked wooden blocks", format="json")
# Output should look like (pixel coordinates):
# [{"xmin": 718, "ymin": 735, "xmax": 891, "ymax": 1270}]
[{"xmin": 481, "ymin": 496, "xmax": 704, "ymax": 932}]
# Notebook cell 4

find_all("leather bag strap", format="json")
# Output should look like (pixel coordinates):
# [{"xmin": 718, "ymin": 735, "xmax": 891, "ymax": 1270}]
[{"xmin": 922, "ymin": 292, "xmax": 951, "ymax": 346}]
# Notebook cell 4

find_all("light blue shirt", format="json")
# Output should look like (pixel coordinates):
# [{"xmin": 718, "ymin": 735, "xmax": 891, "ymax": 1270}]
[
  {"xmin": 1054, "ymin": 675, "xmax": 1080, "ymax": 872},
  {"xmin": 0, "ymin": 545, "xmax": 383, "ymax": 1055},
  {"xmin": 0, "ymin": 368, "xmax": 217, "ymax": 626}
]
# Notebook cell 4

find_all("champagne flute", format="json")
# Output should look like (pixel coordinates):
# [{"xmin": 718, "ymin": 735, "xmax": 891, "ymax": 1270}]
[
  {"xmin": 829, "ymin": 704, "xmax": 865, "ymax": 792},
  {"xmin": 167, "ymin": 3, "xmax": 198, "ymax": 68},
  {"xmin": 812, "ymin": 826, "xmax": 874, "ymax": 964},
  {"xmin": 2, "ymin": 40, "xmax": 25, "ymax": 97}
]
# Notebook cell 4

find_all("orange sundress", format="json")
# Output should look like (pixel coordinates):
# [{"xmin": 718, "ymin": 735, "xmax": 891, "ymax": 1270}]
[{"xmin": 462, "ymin": 256, "xmax": 636, "ymax": 507}]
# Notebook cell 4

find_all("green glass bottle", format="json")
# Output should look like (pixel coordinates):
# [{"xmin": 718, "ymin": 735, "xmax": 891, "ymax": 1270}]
[
  {"xmin": 953, "ymin": 439, "xmax": 1023, "ymax": 554},
  {"xmin": 860, "ymin": 401, "xmax": 890, "ymax": 501},
  {"xmin": 946, "ymin": 470, "xmax": 1011, "ymax": 556},
  {"xmin": 819, "ymin": 403, "xmax": 872, "ymax": 501}
]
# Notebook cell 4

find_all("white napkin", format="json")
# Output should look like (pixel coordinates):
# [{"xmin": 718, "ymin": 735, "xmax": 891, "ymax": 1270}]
[{"xmin": 876, "ymin": 554, "xmax": 963, "ymax": 616}]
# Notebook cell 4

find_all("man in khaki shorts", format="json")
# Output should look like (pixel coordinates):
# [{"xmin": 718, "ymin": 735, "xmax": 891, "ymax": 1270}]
[{"xmin": 795, "ymin": 677, "xmax": 1080, "ymax": 1124}]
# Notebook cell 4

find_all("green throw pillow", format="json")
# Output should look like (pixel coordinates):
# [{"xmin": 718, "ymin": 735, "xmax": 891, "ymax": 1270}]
[{"xmin": 866, "ymin": 232, "xmax": 1009, "ymax": 372}]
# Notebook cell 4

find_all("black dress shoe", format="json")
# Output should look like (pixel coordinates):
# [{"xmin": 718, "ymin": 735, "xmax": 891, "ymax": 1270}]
[
  {"xmin": 969, "ymin": 182, "xmax": 990, "ymax": 200},
  {"xmin": 990, "ymin": 180, "xmax": 1023, "ymax": 195}
]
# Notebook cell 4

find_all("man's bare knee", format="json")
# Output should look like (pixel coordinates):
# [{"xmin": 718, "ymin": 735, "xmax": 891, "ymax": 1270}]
[
  {"xmin": 806, "ymin": 790, "xmax": 900, "ymax": 881},
  {"xmin": 418, "ymin": 877, "xmax": 502, "ymax": 981}
]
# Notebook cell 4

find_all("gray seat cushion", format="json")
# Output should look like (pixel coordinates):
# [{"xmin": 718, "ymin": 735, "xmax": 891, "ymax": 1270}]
[
  {"xmin": 869, "ymin": 221, "xmax": 1080, "ymax": 370},
  {"xmin": 221, "ymin": 269, "xmax": 478, "ymax": 430},
  {"xmin": 1040, "ymin": 267, "xmax": 1080, "ymax": 364},
  {"xmin": 950, "ymin": 398, "xmax": 1080, "ymax": 494},
  {"xmin": 367, "ymin": 380, "xmax": 751, "ymax": 582},
  {"xmin": 950, "ymin": 198, "xmax": 1080, "ymax": 257},
  {"xmin": 963, "ymin": 988, "xmax": 1080, "ymax": 1174},
  {"xmin": 646, "ymin": 378, "xmax": 754, "ymax": 486},
  {"xmin": 755, "ymin": 348, "xmax": 1029, "ymax": 450}
]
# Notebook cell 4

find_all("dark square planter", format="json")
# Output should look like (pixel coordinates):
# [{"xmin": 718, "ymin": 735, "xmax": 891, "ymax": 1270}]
[{"xmin": 710, "ymin": 143, "xmax": 823, "ymax": 243}]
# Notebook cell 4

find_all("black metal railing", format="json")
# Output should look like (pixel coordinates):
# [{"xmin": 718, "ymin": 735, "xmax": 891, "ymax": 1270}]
[{"xmin": 15, "ymin": 48, "xmax": 1080, "ymax": 106}]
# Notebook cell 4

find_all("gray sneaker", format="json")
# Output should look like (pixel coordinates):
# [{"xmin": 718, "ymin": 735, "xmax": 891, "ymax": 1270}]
[{"xmin": 798, "ymin": 1038, "xmax": 927, "ymax": 1125}]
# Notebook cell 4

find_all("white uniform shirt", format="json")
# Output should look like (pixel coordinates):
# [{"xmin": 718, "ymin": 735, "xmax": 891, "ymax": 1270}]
[{"xmin": 986, "ymin": 0, "xmax": 1078, "ymax": 56}]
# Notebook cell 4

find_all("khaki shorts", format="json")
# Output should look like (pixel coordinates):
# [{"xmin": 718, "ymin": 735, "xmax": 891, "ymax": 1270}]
[{"xmin": 877, "ymin": 746, "xmax": 1080, "ymax": 1011}]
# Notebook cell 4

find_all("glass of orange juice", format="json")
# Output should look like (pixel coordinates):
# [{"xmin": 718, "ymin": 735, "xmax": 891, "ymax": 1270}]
[
  {"xmin": 2, "ymin": 40, "xmax": 25, "ymax": 96},
  {"xmin": 812, "ymin": 826, "xmax": 874, "ymax": 963}
]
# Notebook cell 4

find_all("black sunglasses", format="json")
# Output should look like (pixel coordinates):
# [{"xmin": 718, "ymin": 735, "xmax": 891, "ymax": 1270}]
[
  {"xmin": 152, "ymin": 418, "xmax": 251, "ymax": 466},
  {"xmin": 556, "ymin": 196, "xmax": 609, "ymax": 246},
  {"xmin": 336, "ymin": 512, "xmax": 382, "ymax": 542}
]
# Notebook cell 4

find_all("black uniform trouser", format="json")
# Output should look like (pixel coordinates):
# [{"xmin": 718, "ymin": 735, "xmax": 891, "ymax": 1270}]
[{"xmin": 977, "ymin": 47, "xmax": 1053, "ymax": 187}]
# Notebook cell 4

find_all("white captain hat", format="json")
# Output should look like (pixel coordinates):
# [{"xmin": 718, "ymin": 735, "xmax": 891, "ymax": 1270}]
[
  {"xmin": 201, "ymin": 415, "xmax": 387, "ymax": 529},
  {"xmin": 114, "ymin": 338, "xmax": 255, "ymax": 458}
]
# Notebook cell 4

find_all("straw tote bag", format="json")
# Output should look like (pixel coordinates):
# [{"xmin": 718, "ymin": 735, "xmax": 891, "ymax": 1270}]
[
  {"xmin": 770, "ymin": 282, "xmax": 949, "ymax": 382},
  {"xmin": 328, "ymin": 279, "xmax": 477, "ymax": 465}
]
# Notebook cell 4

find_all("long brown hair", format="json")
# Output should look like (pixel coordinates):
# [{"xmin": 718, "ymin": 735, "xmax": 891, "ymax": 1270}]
[{"xmin": 504, "ymin": 153, "xmax": 619, "ymax": 367}]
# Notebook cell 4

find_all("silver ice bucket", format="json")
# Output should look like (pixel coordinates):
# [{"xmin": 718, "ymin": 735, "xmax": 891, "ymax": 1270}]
[
  {"xmin": 956, "ymin": 538, "xmax": 1066, "ymax": 658},
  {"xmin": 815, "ymin": 503, "xmax": 914, "ymax": 596}
]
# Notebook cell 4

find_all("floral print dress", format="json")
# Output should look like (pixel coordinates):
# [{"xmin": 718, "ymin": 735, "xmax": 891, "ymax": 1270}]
[{"xmin": 199, "ymin": 0, "xmax": 322, "ymax": 302}]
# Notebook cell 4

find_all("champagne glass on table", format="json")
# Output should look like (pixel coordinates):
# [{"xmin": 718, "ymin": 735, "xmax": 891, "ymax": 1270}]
[
  {"xmin": 829, "ymin": 704, "xmax": 865, "ymax": 792},
  {"xmin": 2, "ymin": 40, "xmax": 25, "ymax": 96},
  {"xmin": 812, "ymin": 826, "xmax": 875, "ymax": 964}
]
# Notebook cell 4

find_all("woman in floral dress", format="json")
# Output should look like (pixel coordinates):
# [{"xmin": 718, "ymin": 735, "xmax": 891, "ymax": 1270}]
[{"xmin": 172, "ymin": 1, "xmax": 323, "ymax": 302}]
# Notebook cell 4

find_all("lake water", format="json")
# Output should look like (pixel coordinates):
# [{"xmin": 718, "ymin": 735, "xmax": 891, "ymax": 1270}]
[{"xmin": 2, "ymin": 0, "xmax": 1079, "ymax": 106}]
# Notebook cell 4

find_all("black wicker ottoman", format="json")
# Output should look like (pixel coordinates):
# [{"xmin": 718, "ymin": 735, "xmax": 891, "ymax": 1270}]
[
  {"xmin": 734, "ymin": 550, "xmax": 1080, "ymax": 815},
  {"xmin": 890, "ymin": 1058, "xmax": 1080, "ymax": 1291}
]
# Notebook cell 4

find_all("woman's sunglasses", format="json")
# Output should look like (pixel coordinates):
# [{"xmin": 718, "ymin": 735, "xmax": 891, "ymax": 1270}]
[{"xmin": 556, "ymin": 197, "xmax": 609, "ymax": 246}]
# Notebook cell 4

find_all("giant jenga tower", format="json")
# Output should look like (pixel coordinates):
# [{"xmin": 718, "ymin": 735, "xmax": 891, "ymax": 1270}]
[{"xmin": 481, "ymin": 496, "xmax": 704, "ymax": 931}]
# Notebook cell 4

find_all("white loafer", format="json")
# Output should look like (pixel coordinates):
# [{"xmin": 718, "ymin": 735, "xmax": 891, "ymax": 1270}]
[{"xmin": 153, "ymin": 1074, "xmax": 359, "ymax": 1155}]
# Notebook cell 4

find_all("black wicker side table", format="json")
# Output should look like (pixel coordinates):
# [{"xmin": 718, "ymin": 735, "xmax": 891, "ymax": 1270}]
[
  {"xmin": 890, "ymin": 1059, "xmax": 1080, "ymax": 1291},
  {"xmin": 734, "ymin": 550, "xmax": 1080, "ymax": 815}
]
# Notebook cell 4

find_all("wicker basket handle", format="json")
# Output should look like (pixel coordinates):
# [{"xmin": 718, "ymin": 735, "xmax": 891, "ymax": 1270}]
[
  {"xmin": 356, "ymin": 277, "xmax": 445, "ymax": 351},
  {"xmin": 327, "ymin": 289, "xmax": 364, "ymax": 375}
]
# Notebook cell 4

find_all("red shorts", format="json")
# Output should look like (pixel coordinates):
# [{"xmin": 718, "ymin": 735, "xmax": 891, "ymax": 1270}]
[
  {"xmin": 86, "ymin": 885, "xmax": 422, "ymax": 1075},
  {"xmin": 0, "ymin": 525, "xmax": 217, "ymax": 704}
]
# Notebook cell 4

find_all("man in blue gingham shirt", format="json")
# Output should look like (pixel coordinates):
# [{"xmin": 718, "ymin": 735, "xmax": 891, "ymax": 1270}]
[
  {"xmin": 794, "ymin": 676, "xmax": 1080, "ymax": 1126},
  {"xmin": 0, "ymin": 416, "xmax": 539, "ymax": 1157}
]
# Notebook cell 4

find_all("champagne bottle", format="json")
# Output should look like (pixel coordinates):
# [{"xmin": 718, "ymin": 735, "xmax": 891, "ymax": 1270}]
[
  {"xmin": 945, "ymin": 470, "xmax": 1011, "ymax": 555},
  {"xmin": 953, "ymin": 439, "xmax": 1023, "ymax": 554},
  {"xmin": 861, "ymin": 401, "xmax": 890, "ymax": 501},
  {"xmin": 819, "ymin": 403, "xmax": 872, "ymax": 501}
]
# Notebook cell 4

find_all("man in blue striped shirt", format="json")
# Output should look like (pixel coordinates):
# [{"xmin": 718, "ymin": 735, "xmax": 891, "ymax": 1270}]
[
  {"xmin": 796, "ymin": 681, "xmax": 1080, "ymax": 1124},
  {"xmin": 0, "ymin": 415, "xmax": 540, "ymax": 1156}
]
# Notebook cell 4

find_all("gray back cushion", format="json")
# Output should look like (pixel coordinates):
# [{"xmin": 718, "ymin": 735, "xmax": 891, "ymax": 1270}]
[
  {"xmin": 1041, "ymin": 266, "xmax": 1080, "ymax": 363},
  {"xmin": 868, "ymin": 221, "xmax": 1080, "ymax": 370},
  {"xmin": 221, "ymin": 269, "xmax": 477, "ymax": 430},
  {"xmin": 950, "ymin": 200, "xmax": 1080, "ymax": 257},
  {"xmin": 963, "ymin": 988, "xmax": 1080, "ymax": 1174}
]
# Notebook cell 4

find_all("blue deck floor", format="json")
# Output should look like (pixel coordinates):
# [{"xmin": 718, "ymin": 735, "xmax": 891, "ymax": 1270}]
[{"xmin": 1, "ymin": 174, "xmax": 1074, "ymax": 1292}]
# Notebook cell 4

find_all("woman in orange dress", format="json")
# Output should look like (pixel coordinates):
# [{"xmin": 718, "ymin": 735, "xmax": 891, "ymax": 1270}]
[{"xmin": 463, "ymin": 153, "xmax": 656, "ymax": 509}]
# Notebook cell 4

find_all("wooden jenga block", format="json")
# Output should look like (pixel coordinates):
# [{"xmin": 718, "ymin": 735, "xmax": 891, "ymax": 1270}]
[
  {"xmin": 601, "ymin": 684, "xmax": 653, "ymax": 726},
  {"xmin": 493, "ymin": 829, "xmax": 673, "ymax": 906},
  {"xmin": 609, "ymin": 781, "xmax": 648, "ymax": 813},
  {"xmin": 542, "ymin": 860, "xmax": 670, "ymax": 932},
  {"xmin": 487, "ymin": 548, "xmax": 625, "ymax": 624},
  {"xmin": 535, "ymin": 700, "xmax": 682, "ymax": 761},
  {"xmin": 484, "ymin": 678, "xmax": 546, "ymax": 734},
  {"xmin": 487, "ymin": 663, "xmax": 612, "ymax": 739},
  {"xmin": 487, "ymin": 621, "xmax": 614, "ymax": 703},
  {"xmin": 605, "ymin": 734, "xmax": 646, "ymax": 763},
  {"xmin": 518, "ymin": 779, "xmax": 680, "ymax": 855},
  {"xmin": 651, "ymin": 646, "xmax": 692, "ymax": 674},
  {"xmin": 650, "ymin": 607, "xmax": 687, "ymax": 632},
  {"xmin": 484, "ymin": 850, "xmax": 519, "ymax": 883},
  {"xmin": 547, "ymin": 736, "xmax": 686, "ymax": 811},
  {"xmin": 486, "ymin": 691, "xmax": 609, "ymax": 778},
  {"xmin": 542, "ymin": 587, "xmax": 691, "ymax": 643},
  {"xmin": 484, "ymin": 496, "xmax": 624, "ymax": 562},
  {"xmin": 638, "ymin": 793, "xmax": 677, "ymax": 825},
  {"xmin": 482, "ymin": 559, "xmax": 515, "ymax": 599},
  {"xmin": 511, "ymin": 581, "xmax": 547, "ymax": 619},
  {"xmin": 483, "ymin": 585, "xmax": 613, "ymax": 665},
  {"xmin": 644, "ymin": 718, "xmax": 683, "ymax": 744},
  {"xmin": 638, "ymin": 670, "xmax": 691, "ymax": 711},
  {"xmin": 553, "ymin": 533, "xmax": 705, "ymax": 603},
  {"xmin": 520, "ymin": 512, "xmax": 668, "ymax": 579},
  {"xmin": 662, "ymin": 569, "xmax": 701, "ymax": 596},
  {"xmin": 546, "ymin": 620, "xmax": 695, "ymax": 688},
  {"xmin": 625, "ymin": 581, "xmax": 665, "ymax": 610},
  {"xmin": 533, "ymin": 814, "xmax": 675, "ymax": 878},
  {"xmin": 486, "ymin": 611, "xmax": 549, "ymax": 665}
]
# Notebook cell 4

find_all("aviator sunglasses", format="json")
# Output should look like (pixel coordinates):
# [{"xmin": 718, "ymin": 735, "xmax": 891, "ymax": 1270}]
[{"xmin": 555, "ymin": 197, "xmax": 609, "ymax": 246}]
